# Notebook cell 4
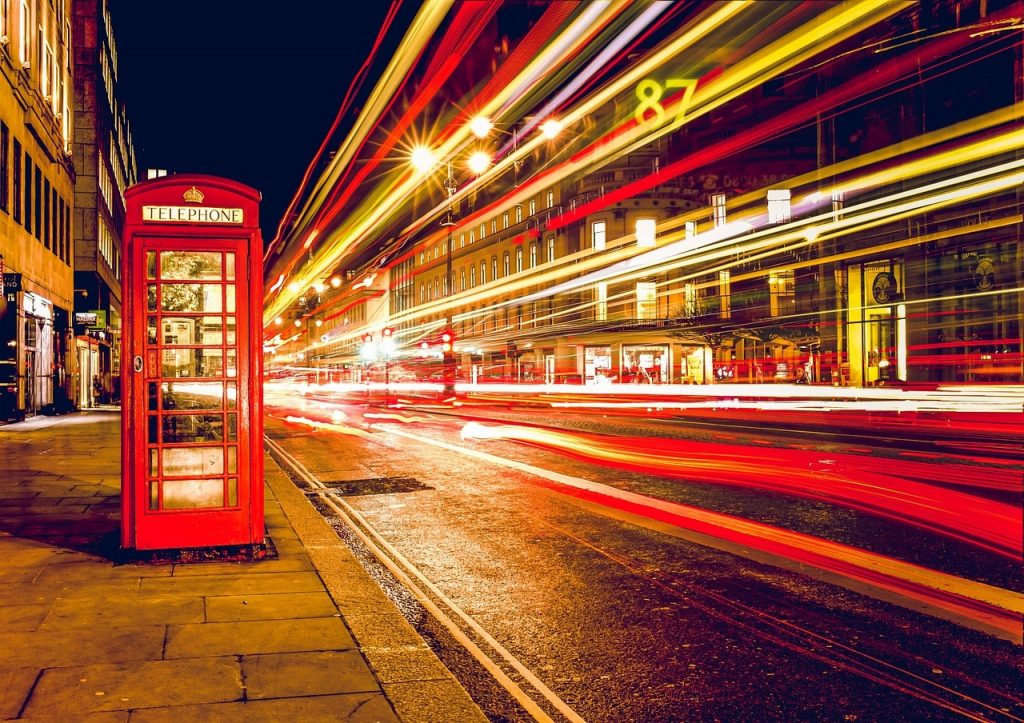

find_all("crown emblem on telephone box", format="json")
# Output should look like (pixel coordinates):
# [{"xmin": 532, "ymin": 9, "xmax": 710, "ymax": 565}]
[{"xmin": 183, "ymin": 186, "xmax": 205, "ymax": 204}]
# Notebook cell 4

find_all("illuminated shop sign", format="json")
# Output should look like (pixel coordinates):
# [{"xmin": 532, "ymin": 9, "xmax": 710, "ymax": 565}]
[{"xmin": 142, "ymin": 205, "xmax": 244, "ymax": 224}]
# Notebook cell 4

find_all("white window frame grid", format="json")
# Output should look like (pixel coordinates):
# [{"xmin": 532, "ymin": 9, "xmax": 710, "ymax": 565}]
[
  {"xmin": 635, "ymin": 218, "xmax": 656, "ymax": 247},
  {"xmin": 636, "ymin": 282, "xmax": 657, "ymax": 320},
  {"xmin": 767, "ymin": 189, "xmax": 791, "ymax": 224},
  {"xmin": 592, "ymin": 220, "xmax": 606, "ymax": 251},
  {"xmin": 712, "ymin": 193, "xmax": 727, "ymax": 227},
  {"xmin": 546, "ymin": 237, "xmax": 555, "ymax": 263},
  {"xmin": 595, "ymin": 282, "xmax": 608, "ymax": 321}
]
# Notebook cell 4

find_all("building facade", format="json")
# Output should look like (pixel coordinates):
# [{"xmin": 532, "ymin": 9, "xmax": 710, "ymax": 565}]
[
  {"xmin": 0, "ymin": 0, "xmax": 76, "ymax": 419},
  {"xmin": 72, "ymin": 0, "xmax": 136, "ymax": 407}
]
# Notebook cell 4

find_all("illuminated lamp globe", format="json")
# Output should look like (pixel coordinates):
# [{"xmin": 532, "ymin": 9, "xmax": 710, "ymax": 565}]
[
  {"xmin": 467, "ymin": 151, "xmax": 491, "ymax": 176},
  {"xmin": 274, "ymin": 317, "xmax": 283, "ymax": 326},
  {"xmin": 469, "ymin": 116, "xmax": 492, "ymax": 138},
  {"xmin": 313, "ymin": 282, "xmax": 325, "ymax": 295},
  {"xmin": 410, "ymin": 145, "xmax": 437, "ymax": 174},
  {"xmin": 288, "ymin": 281, "xmax": 300, "ymax": 294},
  {"xmin": 294, "ymin": 319, "xmax": 302, "ymax": 328},
  {"xmin": 540, "ymin": 118, "xmax": 563, "ymax": 139},
  {"xmin": 315, "ymin": 319, "xmax": 323, "ymax": 327},
  {"xmin": 330, "ymin": 275, "xmax": 342, "ymax": 288}
]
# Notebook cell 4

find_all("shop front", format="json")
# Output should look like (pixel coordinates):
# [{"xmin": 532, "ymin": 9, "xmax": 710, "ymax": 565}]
[
  {"xmin": 621, "ymin": 344, "xmax": 669, "ymax": 383},
  {"xmin": 583, "ymin": 345, "xmax": 613, "ymax": 385}
]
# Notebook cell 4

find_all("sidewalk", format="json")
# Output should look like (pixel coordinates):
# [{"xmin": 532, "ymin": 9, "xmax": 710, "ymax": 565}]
[{"xmin": 0, "ymin": 411, "xmax": 485, "ymax": 722}]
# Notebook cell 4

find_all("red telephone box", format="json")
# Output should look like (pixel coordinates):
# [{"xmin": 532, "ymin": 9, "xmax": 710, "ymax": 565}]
[{"xmin": 121, "ymin": 175, "xmax": 264, "ymax": 551}]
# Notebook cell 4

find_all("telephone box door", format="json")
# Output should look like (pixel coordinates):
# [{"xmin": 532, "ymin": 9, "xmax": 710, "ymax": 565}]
[{"xmin": 122, "ymin": 176, "xmax": 263, "ymax": 551}]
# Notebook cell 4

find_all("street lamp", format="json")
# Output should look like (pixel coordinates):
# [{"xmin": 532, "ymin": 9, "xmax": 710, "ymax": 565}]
[
  {"xmin": 441, "ymin": 163, "xmax": 458, "ymax": 398},
  {"xmin": 380, "ymin": 327, "xmax": 395, "ymax": 406}
]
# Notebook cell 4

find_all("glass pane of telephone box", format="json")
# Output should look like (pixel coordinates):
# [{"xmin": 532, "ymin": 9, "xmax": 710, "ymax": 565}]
[
  {"xmin": 147, "ymin": 251, "xmax": 157, "ymax": 279},
  {"xmin": 160, "ymin": 284, "xmax": 223, "ymax": 313},
  {"xmin": 161, "ymin": 348, "xmax": 226, "ymax": 378},
  {"xmin": 225, "ymin": 253, "xmax": 235, "ymax": 280},
  {"xmin": 147, "ymin": 285, "xmax": 157, "ymax": 311},
  {"xmin": 160, "ymin": 251, "xmax": 223, "ymax": 280},
  {"xmin": 162, "ymin": 478, "xmax": 224, "ymax": 509},
  {"xmin": 147, "ymin": 316, "xmax": 158, "ymax": 345},
  {"xmin": 161, "ymin": 381, "xmax": 225, "ymax": 410},
  {"xmin": 160, "ymin": 316, "xmax": 227, "ymax": 346},
  {"xmin": 162, "ymin": 414, "xmax": 224, "ymax": 444},
  {"xmin": 162, "ymin": 446, "xmax": 225, "ymax": 476},
  {"xmin": 225, "ymin": 285, "xmax": 236, "ymax": 313}
]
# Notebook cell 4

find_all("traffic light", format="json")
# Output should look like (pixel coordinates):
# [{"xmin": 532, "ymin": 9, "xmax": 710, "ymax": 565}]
[
  {"xmin": 382, "ymin": 327, "xmax": 393, "ymax": 338},
  {"xmin": 362, "ymin": 333, "xmax": 373, "ymax": 345},
  {"xmin": 440, "ymin": 330, "xmax": 454, "ymax": 353}
]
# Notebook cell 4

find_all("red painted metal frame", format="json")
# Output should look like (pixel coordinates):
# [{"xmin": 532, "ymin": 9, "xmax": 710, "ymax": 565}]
[{"xmin": 121, "ymin": 175, "xmax": 264, "ymax": 551}]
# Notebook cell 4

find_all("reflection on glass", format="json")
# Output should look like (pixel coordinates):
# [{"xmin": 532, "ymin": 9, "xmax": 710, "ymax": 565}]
[
  {"xmin": 162, "ymin": 478, "xmax": 224, "ymax": 509},
  {"xmin": 227, "ymin": 478, "xmax": 237, "ymax": 507},
  {"xmin": 148, "ymin": 415, "xmax": 159, "ymax": 443},
  {"xmin": 161, "ymin": 316, "xmax": 226, "ymax": 346},
  {"xmin": 160, "ymin": 284, "xmax": 223, "ymax": 313},
  {"xmin": 226, "ymin": 350, "xmax": 237, "ymax": 378},
  {"xmin": 147, "ymin": 251, "xmax": 157, "ymax": 279},
  {"xmin": 227, "ymin": 446, "xmax": 237, "ymax": 474},
  {"xmin": 162, "ymin": 349, "xmax": 225, "ymax": 378},
  {"xmin": 227, "ymin": 414, "xmax": 237, "ymax": 441},
  {"xmin": 148, "ymin": 383, "xmax": 158, "ymax": 411},
  {"xmin": 226, "ymin": 253, "xmax": 235, "ymax": 280},
  {"xmin": 162, "ymin": 414, "xmax": 224, "ymax": 444},
  {"xmin": 160, "ymin": 251, "xmax": 222, "ymax": 280},
  {"xmin": 227, "ymin": 381, "xmax": 237, "ymax": 409},
  {"xmin": 147, "ymin": 285, "xmax": 157, "ymax": 311},
  {"xmin": 162, "ymin": 446, "xmax": 224, "ymax": 476},
  {"xmin": 149, "ymin": 481, "xmax": 159, "ymax": 510},
  {"xmin": 224, "ymin": 316, "xmax": 236, "ymax": 344},
  {"xmin": 162, "ymin": 381, "xmax": 224, "ymax": 410},
  {"xmin": 149, "ymin": 448, "xmax": 159, "ymax": 476},
  {"xmin": 225, "ymin": 285, "xmax": 236, "ymax": 313},
  {"xmin": 147, "ymin": 316, "xmax": 158, "ymax": 345}
]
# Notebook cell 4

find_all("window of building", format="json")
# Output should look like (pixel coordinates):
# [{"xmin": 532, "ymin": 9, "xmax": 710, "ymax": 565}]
[
  {"xmin": 719, "ymin": 270, "xmax": 731, "ymax": 319},
  {"xmin": 491, "ymin": 257, "xmax": 497, "ymax": 282},
  {"xmin": 23, "ymin": 153, "xmax": 32, "ymax": 234},
  {"xmin": 12, "ymin": 139, "xmax": 20, "ymax": 223},
  {"xmin": 767, "ymin": 189, "xmax": 791, "ymax": 224},
  {"xmin": 684, "ymin": 282, "xmax": 696, "ymax": 317},
  {"xmin": 19, "ymin": 0, "xmax": 29, "ymax": 66},
  {"xmin": 528, "ymin": 199, "xmax": 535, "ymax": 216},
  {"xmin": 516, "ymin": 247, "xmax": 523, "ymax": 273},
  {"xmin": 0, "ymin": 0, "xmax": 8, "ymax": 40},
  {"xmin": 595, "ymin": 282, "xmax": 607, "ymax": 321},
  {"xmin": 503, "ymin": 211, "xmax": 509, "ymax": 229},
  {"xmin": 0, "ymin": 122, "xmax": 8, "ymax": 214},
  {"xmin": 460, "ymin": 233, "xmax": 465, "ymax": 248},
  {"xmin": 42, "ymin": 178, "xmax": 49, "ymax": 251},
  {"xmin": 684, "ymin": 220, "xmax": 696, "ymax": 239},
  {"xmin": 460, "ymin": 269, "xmax": 466, "ymax": 291},
  {"xmin": 479, "ymin": 260, "xmax": 486, "ymax": 284},
  {"xmin": 434, "ymin": 278, "xmax": 440, "ymax": 299},
  {"xmin": 832, "ymin": 190, "xmax": 844, "ymax": 221},
  {"xmin": 479, "ymin": 223, "xmax": 485, "ymax": 239},
  {"xmin": 635, "ymin": 218, "xmax": 656, "ymax": 247},
  {"xmin": 769, "ymin": 270, "xmax": 795, "ymax": 317},
  {"xmin": 592, "ymin": 220, "xmax": 606, "ymax": 250},
  {"xmin": 546, "ymin": 190, "xmax": 554, "ymax": 208},
  {"xmin": 636, "ymin": 282, "xmax": 657, "ymax": 320},
  {"xmin": 712, "ymin": 193, "xmax": 727, "ymax": 227},
  {"xmin": 470, "ymin": 265, "xmax": 476, "ymax": 287},
  {"xmin": 419, "ymin": 252, "xmax": 424, "ymax": 265},
  {"xmin": 515, "ymin": 205, "xmax": 522, "ymax": 224},
  {"xmin": 503, "ymin": 251, "xmax": 510, "ymax": 277},
  {"xmin": 529, "ymin": 243, "xmax": 537, "ymax": 268},
  {"xmin": 469, "ymin": 229, "xmax": 475, "ymax": 244},
  {"xmin": 546, "ymin": 237, "xmax": 555, "ymax": 263},
  {"xmin": 491, "ymin": 219, "xmax": 496, "ymax": 235},
  {"xmin": 33, "ymin": 166, "xmax": 40, "ymax": 240}
]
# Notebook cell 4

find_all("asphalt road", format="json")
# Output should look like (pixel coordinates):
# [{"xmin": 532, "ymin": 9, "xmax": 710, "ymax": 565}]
[{"xmin": 265, "ymin": 398, "xmax": 1023, "ymax": 722}]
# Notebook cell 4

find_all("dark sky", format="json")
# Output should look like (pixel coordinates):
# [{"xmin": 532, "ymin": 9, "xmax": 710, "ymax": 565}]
[{"xmin": 107, "ymin": 1, "xmax": 414, "ymax": 245}]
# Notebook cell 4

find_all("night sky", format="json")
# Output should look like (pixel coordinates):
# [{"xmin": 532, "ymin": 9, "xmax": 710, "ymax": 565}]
[{"xmin": 107, "ymin": 1, "xmax": 413, "ymax": 245}]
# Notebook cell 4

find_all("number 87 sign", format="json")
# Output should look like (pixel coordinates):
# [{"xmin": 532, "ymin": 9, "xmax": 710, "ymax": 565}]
[{"xmin": 635, "ymin": 78, "xmax": 698, "ymax": 130}]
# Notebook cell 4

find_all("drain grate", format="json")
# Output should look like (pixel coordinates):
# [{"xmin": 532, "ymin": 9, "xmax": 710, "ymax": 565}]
[{"xmin": 317, "ymin": 476, "xmax": 433, "ymax": 496}]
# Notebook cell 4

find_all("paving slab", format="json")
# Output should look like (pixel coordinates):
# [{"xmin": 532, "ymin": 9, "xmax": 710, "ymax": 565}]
[
  {"xmin": 0, "ymin": 667, "xmax": 39, "ymax": 719},
  {"xmin": 40, "ymin": 594, "xmax": 205, "ymax": 629},
  {"xmin": 140, "ymin": 570, "xmax": 326, "ymax": 597},
  {"xmin": 20, "ymin": 657, "xmax": 242, "ymax": 716},
  {"xmin": 242, "ymin": 650, "xmax": 380, "ymax": 699},
  {"xmin": 129, "ymin": 692, "xmax": 398, "ymax": 722},
  {"xmin": 164, "ymin": 617, "xmax": 357, "ymax": 658},
  {"xmin": 204, "ymin": 591, "xmax": 339, "ymax": 622},
  {"xmin": 0, "ymin": 626, "xmax": 167, "ymax": 668},
  {"xmin": 383, "ymin": 680, "xmax": 490, "ymax": 723}
]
